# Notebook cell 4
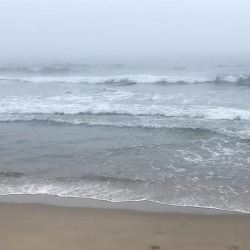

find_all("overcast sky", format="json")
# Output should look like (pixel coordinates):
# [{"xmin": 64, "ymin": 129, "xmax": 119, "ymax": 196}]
[{"xmin": 0, "ymin": 0, "xmax": 250, "ymax": 63}]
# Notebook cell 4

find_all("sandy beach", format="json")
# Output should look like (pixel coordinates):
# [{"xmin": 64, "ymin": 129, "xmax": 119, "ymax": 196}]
[{"xmin": 0, "ymin": 201, "xmax": 250, "ymax": 250}]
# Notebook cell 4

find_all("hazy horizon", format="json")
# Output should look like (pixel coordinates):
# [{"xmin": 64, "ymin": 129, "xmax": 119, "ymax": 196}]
[{"xmin": 1, "ymin": 0, "xmax": 250, "ymax": 64}]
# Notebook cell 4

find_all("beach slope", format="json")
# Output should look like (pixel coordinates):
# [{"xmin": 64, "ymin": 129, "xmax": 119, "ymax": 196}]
[{"xmin": 0, "ymin": 202, "xmax": 249, "ymax": 250}]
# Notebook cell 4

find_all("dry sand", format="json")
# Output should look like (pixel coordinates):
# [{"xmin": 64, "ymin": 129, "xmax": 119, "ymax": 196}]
[{"xmin": 0, "ymin": 202, "xmax": 249, "ymax": 250}]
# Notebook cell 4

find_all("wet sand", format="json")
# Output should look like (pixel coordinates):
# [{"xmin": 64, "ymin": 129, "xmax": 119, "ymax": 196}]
[{"xmin": 0, "ymin": 201, "xmax": 250, "ymax": 250}]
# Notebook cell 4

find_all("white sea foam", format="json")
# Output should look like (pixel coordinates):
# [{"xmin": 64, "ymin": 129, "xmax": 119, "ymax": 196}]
[
  {"xmin": 0, "ymin": 74, "xmax": 248, "ymax": 84},
  {"xmin": 1, "ymin": 114, "xmax": 250, "ymax": 139},
  {"xmin": 0, "ymin": 177, "xmax": 249, "ymax": 213},
  {"xmin": 1, "ymin": 95, "xmax": 250, "ymax": 121}
]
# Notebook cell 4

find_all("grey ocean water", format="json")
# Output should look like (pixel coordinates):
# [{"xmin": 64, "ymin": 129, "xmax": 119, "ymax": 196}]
[{"xmin": 0, "ymin": 60, "xmax": 250, "ymax": 212}]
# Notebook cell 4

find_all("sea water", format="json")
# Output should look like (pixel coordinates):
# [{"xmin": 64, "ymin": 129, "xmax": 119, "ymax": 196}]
[{"xmin": 0, "ymin": 59, "xmax": 249, "ymax": 212}]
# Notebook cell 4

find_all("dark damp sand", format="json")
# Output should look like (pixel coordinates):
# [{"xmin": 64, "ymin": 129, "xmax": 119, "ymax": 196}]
[{"xmin": 0, "ymin": 202, "xmax": 250, "ymax": 250}]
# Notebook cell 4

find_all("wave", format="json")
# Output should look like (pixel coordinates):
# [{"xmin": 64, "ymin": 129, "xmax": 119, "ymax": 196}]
[
  {"xmin": 0, "ymin": 171, "xmax": 25, "ymax": 178},
  {"xmin": 1, "ymin": 103, "xmax": 250, "ymax": 121},
  {"xmin": 0, "ymin": 115, "xmax": 250, "ymax": 140},
  {"xmin": 55, "ymin": 174, "xmax": 151, "ymax": 185},
  {"xmin": 0, "ymin": 74, "xmax": 250, "ymax": 85},
  {"xmin": 0, "ymin": 176, "xmax": 249, "ymax": 213},
  {"xmin": 0, "ymin": 171, "xmax": 149, "ymax": 184},
  {"xmin": 0, "ymin": 64, "xmax": 91, "ymax": 75},
  {"xmin": 0, "ymin": 64, "xmax": 132, "ymax": 75}
]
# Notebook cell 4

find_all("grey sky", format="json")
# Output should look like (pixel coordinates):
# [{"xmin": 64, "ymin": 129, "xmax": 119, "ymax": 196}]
[{"xmin": 0, "ymin": 0, "xmax": 250, "ymax": 63}]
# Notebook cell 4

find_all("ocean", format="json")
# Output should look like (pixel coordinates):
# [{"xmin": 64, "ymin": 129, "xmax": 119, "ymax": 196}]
[{"xmin": 0, "ymin": 59, "xmax": 249, "ymax": 213}]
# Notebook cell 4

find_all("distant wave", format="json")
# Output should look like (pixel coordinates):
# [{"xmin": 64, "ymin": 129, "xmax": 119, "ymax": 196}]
[
  {"xmin": 0, "ymin": 64, "xmax": 91, "ymax": 75},
  {"xmin": 0, "ymin": 171, "xmax": 25, "ymax": 178},
  {"xmin": 1, "ymin": 103, "xmax": 250, "ymax": 121},
  {"xmin": 0, "ymin": 74, "xmax": 250, "ymax": 85}
]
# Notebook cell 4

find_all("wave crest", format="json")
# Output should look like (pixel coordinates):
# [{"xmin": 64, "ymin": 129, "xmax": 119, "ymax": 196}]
[
  {"xmin": 0, "ymin": 74, "xmax": 249, "ymax": 85},
  {"xmin": 0, "ymin": 171, "xmax": 25, "ymax": 178}
]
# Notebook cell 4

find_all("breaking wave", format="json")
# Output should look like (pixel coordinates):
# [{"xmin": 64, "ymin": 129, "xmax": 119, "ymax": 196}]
[
  {"xmin": 0, "ymin": 171, "xmax": 25, "ymax": 178},
  {"xmin": 1, "ymin": 174, "xmax": 249, "ymax": 213},
  {"xmin": 1, "ymin": 103, "xmax": 250, "ymax": 121},
  {"xmin": 0, "ymin": 74, "xmax": 250, "ymax": 85},
  {"xmin": 0, "ymin": 114, "xmax": 250, "ymax": 140},
  {"xmin": 0, "ymin": 64, "xmax": 92, "ymax": 75}
]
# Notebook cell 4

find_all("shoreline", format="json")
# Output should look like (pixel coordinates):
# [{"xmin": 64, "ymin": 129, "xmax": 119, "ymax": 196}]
[{"xmin": 0, "ymin": 194, "xmax": 245, "ymax": 214}]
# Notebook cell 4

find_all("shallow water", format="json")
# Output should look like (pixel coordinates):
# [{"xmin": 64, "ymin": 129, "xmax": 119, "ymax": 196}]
[{"xmin": 0, "ymin": 61, "xmax": 250, "ymax": 212}]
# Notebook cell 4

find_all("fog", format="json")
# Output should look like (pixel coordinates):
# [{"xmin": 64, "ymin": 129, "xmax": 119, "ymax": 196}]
[{"xmin": 0, "ymin": 0, "xmax": 250, "ymax": 63}]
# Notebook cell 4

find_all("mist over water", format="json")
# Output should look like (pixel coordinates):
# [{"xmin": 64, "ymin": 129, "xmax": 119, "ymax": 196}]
[{"xmin": 1, "ymin": 0, "xmax": 250, "ymax": 63}]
